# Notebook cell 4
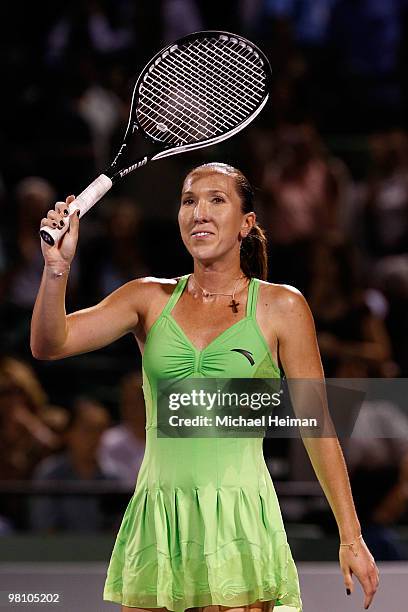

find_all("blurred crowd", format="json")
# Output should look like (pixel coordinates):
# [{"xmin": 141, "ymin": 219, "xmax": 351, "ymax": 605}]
[
  {"xmin": 1, "ymin": 1, "xmax": 408, "ymax": 553},
  {"xmin": 0, "ymin": 361, "xmax": 145, "ymax": 533}
]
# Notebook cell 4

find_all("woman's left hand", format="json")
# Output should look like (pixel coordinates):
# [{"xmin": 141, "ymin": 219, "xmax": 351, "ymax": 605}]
[{"xmin": 339, "ymin": 536, "xmax": 379, "ymax": 609}]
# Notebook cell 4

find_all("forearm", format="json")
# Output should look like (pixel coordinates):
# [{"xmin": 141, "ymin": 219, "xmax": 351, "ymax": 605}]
[
  {"xmin": 30, "ymin": 264, "xmax": 71, "ymax": 358},
  {"xmin": 302, "ymin": 436, "xmax": 361, "ymax": 541}
]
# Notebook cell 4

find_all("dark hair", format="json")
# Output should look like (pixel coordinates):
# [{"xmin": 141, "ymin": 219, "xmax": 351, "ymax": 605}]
[{"xmin": 186, "ymin": 163, "xmax": 268, "ymax": 280}]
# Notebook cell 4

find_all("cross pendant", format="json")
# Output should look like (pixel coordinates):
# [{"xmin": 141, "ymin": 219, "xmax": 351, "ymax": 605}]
[{"xmin": 229, "ymin": 299, "xmax": 239, "ymax": 313}]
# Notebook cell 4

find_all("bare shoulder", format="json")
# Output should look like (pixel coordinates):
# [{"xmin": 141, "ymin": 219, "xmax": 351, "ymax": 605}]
[
  {"xmin": 129, "ymin": 275, "xmax": 180, "ymax": 296},
  {"xmin": 98, "ymin": 275, "xmax": 182, "ymax": 315},
  {"xmin": 257, "ymin": 279, "xmax": 309, "ymax": 311},
  {"xmin": 128, "ymin": 274, "xmax": 186, "ymax": 317},
  {"xmin": 119, "ymin": 274, "xmax": 180, "ymax": 294},
  {"xmin": 257, "ymin": 280, "xmax": 314, "ymax": 331}
]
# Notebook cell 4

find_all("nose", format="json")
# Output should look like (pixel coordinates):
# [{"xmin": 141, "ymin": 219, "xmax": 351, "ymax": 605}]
[{"xmin": 193, "ymin": 199, "xmax": 210, "ymax": 222}]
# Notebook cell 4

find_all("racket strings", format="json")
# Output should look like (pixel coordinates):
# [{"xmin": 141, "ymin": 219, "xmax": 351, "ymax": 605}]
[
  {"xmin": 140, "ymin": 61, "xmax": 259, "ymax": 142},
  {"xmin": 146, "ymin": 75, "xmax": 224, "ymax": 138},
  {"xmin": 144, "ymin": 39, "xmax": 264, "ymax": 140},
  {"xmin": 170, "ymin": 50, "xmax": 256, "ymax": 116},
  {"xmin": 137, "ymin": 36, "xmax": 267, "ymax": 145},
  {"xmin": 156, "ymin": 58, "xmax": 247, "ymax": 124},
  {"xmin": 140, "ymin": 58, "xmax": 241, "ymax": 142},
  {"xmin": 189, "ymin": 42, "xmax": 265, "ymax": 96},
  {"xmin": 148, "ymin": 62, "xmax": 242, "ymax": 137}
]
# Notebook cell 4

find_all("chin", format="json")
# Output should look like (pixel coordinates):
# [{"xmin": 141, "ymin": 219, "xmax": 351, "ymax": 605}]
[
  {"xmin": 187, "ymin": 240, "xmax": 218, "ymax": 257},
  {"xmin": 190, "ymin": 247, "xmax": 220, "ymax": 264}
]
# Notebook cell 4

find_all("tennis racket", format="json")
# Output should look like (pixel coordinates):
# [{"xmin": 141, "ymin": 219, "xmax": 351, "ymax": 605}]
[{"xmin": 40, "ymin": 30, "xmax": 272, "ymax": 246}]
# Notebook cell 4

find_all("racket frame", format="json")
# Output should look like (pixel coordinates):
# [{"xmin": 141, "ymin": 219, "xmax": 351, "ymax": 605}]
[{"xmin": 108, "ymin": 30, "xmax": 272, "ymax": 182}]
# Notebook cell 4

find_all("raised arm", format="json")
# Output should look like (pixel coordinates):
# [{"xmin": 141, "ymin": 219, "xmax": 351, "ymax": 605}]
[
  {"xmin": 31, "ymin": 194, "xmax": 143, "ymax": 360},
  {"xmin": 272, "ymin": 285, "xmax": 379, "ymax": 610}
]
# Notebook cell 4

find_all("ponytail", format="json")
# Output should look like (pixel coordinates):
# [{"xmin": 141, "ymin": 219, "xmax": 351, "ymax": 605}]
[{"xmin": 240, "ymin": 223, "xmax": 268, "ymax": 280}]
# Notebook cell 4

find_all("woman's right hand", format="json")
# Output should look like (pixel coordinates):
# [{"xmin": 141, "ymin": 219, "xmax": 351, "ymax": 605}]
[{"xmin": 40, "ymin": 195, "xmax": 80, "ymax": 269}]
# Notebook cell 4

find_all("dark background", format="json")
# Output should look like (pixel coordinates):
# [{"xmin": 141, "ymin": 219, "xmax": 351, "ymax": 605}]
[{"xmin": 0, "ymin": 0, "xmax": 408, "ymax": 551}]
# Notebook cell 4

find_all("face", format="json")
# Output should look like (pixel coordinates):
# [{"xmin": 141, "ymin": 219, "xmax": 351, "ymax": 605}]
[
  {"xmin": 67, "ymin": 405, "xmax": 110, "ymax": 455},
  {"xmin": 178, "ymin": 170, "xmax": 255, "ymax": 263}
]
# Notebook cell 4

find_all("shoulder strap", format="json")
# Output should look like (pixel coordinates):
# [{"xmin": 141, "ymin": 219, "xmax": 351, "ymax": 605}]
[
  {"xmin": 246, "ymin": 277, "xmax": 260, "ymax": 318},
  {"xmin": 161, "ymin": 274, "xmax": 190, "ymax": 316}
]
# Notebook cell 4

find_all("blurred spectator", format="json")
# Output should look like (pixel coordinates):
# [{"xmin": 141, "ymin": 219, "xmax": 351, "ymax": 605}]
[
  {"xmin": 307, "ymin": 236, "xmax": 394, "ymax": 377},
  {"xmin": 79, "ymin": 196, "xmax": 150, "ymax": 302},
  {"xmin": 76, "ymin": 59, "xmax": 123, "ymax": 171},
  {"xmin": 37, "ymin": 79, "xmax": 97, "ymax": 194},
  {"xmin": 327, "ymin": 0, "xmax": 404, "ymax": 129},
  {"xmin": 0, "ymin": 359, "xmax": 60, "ymax": 530},
  {"xmin": 0, "ymin": 358, "xmax": 60, "ymax": 478},
  {"xmin": 38, "ymin": 404, "xmax": 71, "ymax": 442},
  {"xmin": 29, "ymin": 398, "xmax": 118, "ymax": 532},
  {"xmin": 357, "ymin": 131, "xmax": 408, "ymax": 270},
  {"xmin": 0, "ymin": 354, "xmax": 48, "ymax": 414},
  {"xmin": 0, "ymin": 377, "xmax": 57, "ymax": 480},
  {"xmin": 98, "ymin": 371, "xmax": 146, "ymax": 486},
  {"xmin": 263, "ymin": 0, "xmax": 336, "ymax": 46},
  {"xmin": 46, "ymin": 2, "xmax": 134, "ymax": 65},
  {"xmin": 162, "ymin": 0, "xmax": 203, "ymax": 43},
  {"xmin": 1, "ymin": 178, "xmax": 56, "ymax": 308},
  {"xmin": 0, "ymin": 515, "xmax": 14, "ymax": 535},
  {"xmin": 374, "ymin": 255, "xmax": 408, "ymax": 377},
  {"xmin": 342, "ymin": 400, "xmax": 408, "ymax": 560},
  {"xmin": 240, "ymin": 0, "xmax": 264, "ymax": 33},
  {"xmin": 0, "ymin": 177, "xmax": 79, "ymax": 355},
  {"xmin": 261, "ymin": 122, "xmax": 351, "ymax": 292},
  {"xmin": 330, "ymin": 0, "xmax": 403, "ymax": 77}
]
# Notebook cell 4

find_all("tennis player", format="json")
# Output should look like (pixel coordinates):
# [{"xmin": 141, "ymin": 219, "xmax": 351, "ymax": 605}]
[{"xmin": 31, "ymin": 162, "xmax": 379, "ymax": 612}]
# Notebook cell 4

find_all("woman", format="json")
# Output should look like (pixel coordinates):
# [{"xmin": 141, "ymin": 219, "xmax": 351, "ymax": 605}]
[{"xmin": 31, "ymin": 162, "xmax": 379, "ymax": 612}]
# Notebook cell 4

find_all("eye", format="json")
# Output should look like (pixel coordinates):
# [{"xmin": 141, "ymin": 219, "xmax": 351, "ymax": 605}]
[
  {"xmin": 212, "ymin": 196, "xmax": 225, "ymax": 203},
  {"xmin": 182, "ymin": 198, "xmax": 195, "ymax": 205}
]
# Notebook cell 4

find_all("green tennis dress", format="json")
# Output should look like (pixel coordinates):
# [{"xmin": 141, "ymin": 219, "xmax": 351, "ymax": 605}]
[{"xmin": 103, "ymin": 274, "xmax": 303, "ymax": 611}]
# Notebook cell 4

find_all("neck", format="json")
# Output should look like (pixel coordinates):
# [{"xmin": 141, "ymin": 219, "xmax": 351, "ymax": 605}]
[{"xmin": 192, "ymin": 261, "xmax": 245, "ymax": 294}]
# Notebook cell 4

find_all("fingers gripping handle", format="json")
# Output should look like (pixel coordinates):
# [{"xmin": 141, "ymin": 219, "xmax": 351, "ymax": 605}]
[{"xmin": 39, "ymin": 174, "xmax": 113, "ymax": 246}]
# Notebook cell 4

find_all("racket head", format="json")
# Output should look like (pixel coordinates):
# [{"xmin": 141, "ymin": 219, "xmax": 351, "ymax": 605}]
[{"xmin": 123, "ymin": 31, "xmax": 272, "ymax": 159}]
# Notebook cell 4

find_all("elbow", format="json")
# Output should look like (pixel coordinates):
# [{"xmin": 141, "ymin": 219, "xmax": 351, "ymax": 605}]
[
  {"xmin": 30, "ymin": 337, "xmax": 46, "ymax": 360},
  {"xmin": 31, "ymin": 348, "xmax": 50, "ymax": 360},
  {"xmin": 30, "ymin": 345, "xmax": 59, "ymax": 361},
  {"xmin": 30, "ymin": 331, "xmax": 63, "ymax": 361}
]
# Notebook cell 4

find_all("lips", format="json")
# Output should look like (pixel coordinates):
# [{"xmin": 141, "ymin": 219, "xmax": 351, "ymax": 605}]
[{"xmin": 191, "ymin": 229, "xmax": 214, "ymax": 238}]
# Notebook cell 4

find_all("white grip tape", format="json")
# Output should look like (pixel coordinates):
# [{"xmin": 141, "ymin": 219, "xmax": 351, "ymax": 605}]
[{"xmin": 40, "ymin": 174, "xmax": 113, "ymax": 246}]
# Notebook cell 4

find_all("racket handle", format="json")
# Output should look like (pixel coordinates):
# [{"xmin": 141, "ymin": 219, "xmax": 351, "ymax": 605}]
[{"xmin": 39, "ymin": 174, "xmax": 113, "ymax": 246}]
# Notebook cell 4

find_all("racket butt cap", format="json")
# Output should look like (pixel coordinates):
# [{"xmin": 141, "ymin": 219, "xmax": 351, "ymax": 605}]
[{"xmin": 39, "ymin": 229, "xmax": 55, "ymax": 246}]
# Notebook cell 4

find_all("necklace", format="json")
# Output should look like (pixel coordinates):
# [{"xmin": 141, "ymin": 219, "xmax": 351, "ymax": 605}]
[{"xmin": 192, "ymin": 274, "xmax": 247, "ymax": 313}]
